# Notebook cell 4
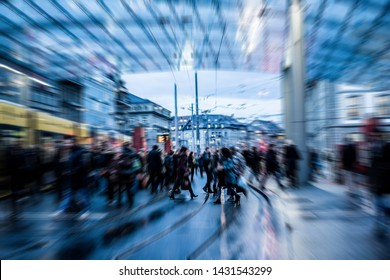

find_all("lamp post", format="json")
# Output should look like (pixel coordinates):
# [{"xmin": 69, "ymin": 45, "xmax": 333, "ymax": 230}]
[
  {"xmin": 191, "ymin": 103, "xmax": 195, "ymax": 152},
  {"xmin": 201, "ymin": 109, "xmax": 212, "ymax": 149},
  {"xmin": 181, "ymin": 104, "xmax": 196, "ymax": 152},
  {"xmin": 174, "ymin": 83, "xmax": 179, "ymax": 150},
  {"xmin": 195, "ymin": 72, "xmax": 200, "ymax": 155}
]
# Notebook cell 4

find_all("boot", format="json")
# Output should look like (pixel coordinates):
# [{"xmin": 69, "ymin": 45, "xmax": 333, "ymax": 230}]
[
  {"xmin": 234, "ymin": 194, "xmax": 241, "ymax": 207},
  {"xmin": 190, "ymin": 193, "xmax": 198, "ymax": 199},
  {"xmin": 169, "ymin": 189, "xmax": 175, "ymax": 200}
]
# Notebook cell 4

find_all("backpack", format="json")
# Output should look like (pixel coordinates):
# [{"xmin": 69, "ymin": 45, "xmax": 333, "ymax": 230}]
[
  {"xmin": 132, "ymin": 157, "xmax": 142, "ymax": 173},
  {"xmin": 119, "ymin": 153, "xmax": 134, "ymax": 176}
]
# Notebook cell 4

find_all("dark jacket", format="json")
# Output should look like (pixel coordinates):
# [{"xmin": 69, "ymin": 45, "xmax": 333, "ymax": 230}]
[
  {"xmin": 373, "ymin": 142, "xmax": 390, "ymax": 195},
  {"xmin": 285, "ymin": 145, "xmax": 301, "ymax": 171},
  {"xmin": 147, "ymin": 149, "xmax": 163, "ymax": 173},
  {"xmin": 266, "ymin": 149, "xmax": 279, "ymax": 174},
  {"xmin": 70, "ymin": 145, "xmax": 91, "ymax": 190},
  {"xmin": 203, "ymin": 151, "xmax": 211, "ymax": 170},
  {"xmin": 177, "ymin": 152, "xmax": 189, "ymax": 179},
  {"xmin": 342, "ymin": 143, "xmax": 356, "ymax": 171}
]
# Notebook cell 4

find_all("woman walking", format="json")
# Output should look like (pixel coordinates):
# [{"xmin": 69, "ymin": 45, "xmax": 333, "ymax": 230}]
[{"xmin": 169, "ymin": 147, "xmax": 198, "ymax": 200}]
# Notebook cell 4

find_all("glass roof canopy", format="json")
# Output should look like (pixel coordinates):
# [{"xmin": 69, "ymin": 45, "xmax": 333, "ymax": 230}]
[
  {"xmin": 304, "ymin": 0, "xmax": 390, "ymax": 89},
  {"xmin": 0, "ymin": 0, "xmax": 389, "ymax": 89}
]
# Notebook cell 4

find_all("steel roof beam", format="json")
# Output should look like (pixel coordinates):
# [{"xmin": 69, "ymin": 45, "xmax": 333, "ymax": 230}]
[
  {"xmin": 0, "ymin": 22, "xmax": 77, "ymax": 79},
  {"xmin": 305, "ymin": 0, "xmax": 327, "ymax": 58},
  {"xmin": 212, "ymin": 0, "xmax": 236, "ymax": 69},
  {"xmin": 144, "ymin": 1, "xmax": 177, "ymax": 49},
  {"xmin": 190, "ymin": 0, "xmax": 218, "ymax": 68},
  {"xmin": 165, "ymin": 0, "xmax": 191, "ymax": 70},
  {"xmin": 319, "ymin": 0, "xmax": 361, "ymax": 80},
  {"xmin": 119, "ymin": 0, "xmax": 175, "ymax": 72},
  {"xmin": 144, "ymin": 0, "xmax": 187, "ymax": 71},
  {"xmin": 344, "ymin": 1, "xmax": 390, "ymax": 83},
  {"xmin": 96, "ymin": 0, "xmax": 161, "ymax": 71},
  {"xmin": 1, "ymin": 2, "xmax": 89, "ymax": 77},
  {"xmin": 24, "ymin": 0, "xmax": 112, "ymax": 78},
  {"xmin": 49, "ymin": 0, "xmax": 119, "ymax": 73},
  {"xmin": 71, "ymin": 0, "xmax": 147, "ymax": 72}
]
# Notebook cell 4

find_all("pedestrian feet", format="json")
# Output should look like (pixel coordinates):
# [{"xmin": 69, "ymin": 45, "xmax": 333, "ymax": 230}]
[{"xmin": 202, "ymin": 186, "xmax": 214, "ymax": 194}]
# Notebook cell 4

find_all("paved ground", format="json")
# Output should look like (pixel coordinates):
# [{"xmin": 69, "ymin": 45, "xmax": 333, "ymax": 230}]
[
  {"xmin": 250, "ymin": 174, "xmax": 390, "ymax": 260},
  {"xmin": 0, "ymin": 171, "xmax": 389, "ymax": 260}
]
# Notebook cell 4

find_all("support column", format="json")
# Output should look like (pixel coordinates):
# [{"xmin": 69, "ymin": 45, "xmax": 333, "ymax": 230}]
[{"xmin": 283, "ymin": 0, "xmax": 309, "ymax": 185}]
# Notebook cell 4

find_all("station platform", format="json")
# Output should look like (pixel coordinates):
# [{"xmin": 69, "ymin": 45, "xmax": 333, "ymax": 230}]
[{"xmin": 0, "ymin": 172, "xmax": 389, "ymax": 260}]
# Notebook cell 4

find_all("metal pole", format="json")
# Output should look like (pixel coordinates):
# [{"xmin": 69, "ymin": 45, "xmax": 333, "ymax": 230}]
[
  {"xmin": 174, "ymin": 83, "xmax": 179, "ymax": 150},
  {"xmin": 290, "ymin": 0, "xmax": 308, "ymax": 185},
  {"xmin": 206, "ymin": 112, "xmax": 209, "ymax": 147},
  {"xmin": 191, "ymin": 103, "xmax": 195, "ymax": 152},
  {"xmin": 181, "ymin": 119, "xmax": 184, "ymax": 147},
  {"xmin": 195, "ymin": 72, "xmax": 200, "ymax": 154}
]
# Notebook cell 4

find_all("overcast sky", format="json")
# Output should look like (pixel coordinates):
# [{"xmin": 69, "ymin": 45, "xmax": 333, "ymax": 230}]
[{"xmin": 123, "ymin": 70, "xmax": 283, "ymax": 123}]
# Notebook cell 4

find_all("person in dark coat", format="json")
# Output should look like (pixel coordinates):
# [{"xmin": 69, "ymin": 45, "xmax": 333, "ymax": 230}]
[
  {"xmin": 260, "ymin": 143, "xmax": 284, "ymax": 190},
  {"xmin": 172, "ymin": 149, "xmax": 180, "ymax": 183},
  {"xmin": 285, "ymin": 140, "xmax": 301, "ymax": 188},
  {"xmin": 59, "ymin": 139, "xmax": 92, "ymax": 214},
  {"xmin": 118, "ymin": 143, "xmax": 137, "ymax": 207},
  {"xmin": 6, "ymin": 141, "xmax": 26, "ymax": 216},
  {"xmin": 341, "ymin": 137, "xmax": 357, "ymax": 194},
  {"xmin": 247, "ymin": 146, "xmax": 262, "ymax": 184},
  {"xmin": 169, "ymin": 146, "xmax": 197, "ymax": 200},
  {"xmin": 211, "ymin": 149, "xmax": 221, "ymax": 194},
  {"xmin": 54, "ymin": 142, "xmax": 72, "ymax": 203},
  {"xmin": 214, "ymin": 147, "xmax": 240, "ymax": 205},
  {"xmin": 147, "ymin": 145, "xmax": 163, "ymax": 194},
  {"xmin": 163, "ymin": 150, "xmax": 174, "ymax": 187},
  {"xmin": 202, "ymin": 147, "xmax": 213, "ymax": 193},
  {"xmin": 368, "ymin": 129, "xmax": 390, "ymax": 235},
  {"xmin": 24, "ymin": 145, "xmax": 41, "ymax": 201},
  {"xmin": 188, "ymin": 151, "xmax": 195, "ymax": 182},
  {"xmin": 198, "ymin": 153, "xmax": 204, "ymax": 178}
]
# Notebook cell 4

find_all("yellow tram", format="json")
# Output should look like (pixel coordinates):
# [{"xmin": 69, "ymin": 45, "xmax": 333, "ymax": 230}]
[{"xmin": 0, "ymin": 100, "xmax": 90, "ymax": 195}]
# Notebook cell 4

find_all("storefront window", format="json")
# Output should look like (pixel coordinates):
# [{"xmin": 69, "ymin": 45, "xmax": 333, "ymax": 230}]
[
  {"xmin": 346, "ymin": 95, "xmax": 362, "ymax": 119},
  {"xmin": 375, "ymin": 94, "xmax": 390, "ymax": 117}
]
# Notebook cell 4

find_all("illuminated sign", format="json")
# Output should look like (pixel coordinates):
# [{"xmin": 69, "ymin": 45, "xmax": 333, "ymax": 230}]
[{"xmin": 157, "ymin": 135, "xmax": 169, "ymax": 143}]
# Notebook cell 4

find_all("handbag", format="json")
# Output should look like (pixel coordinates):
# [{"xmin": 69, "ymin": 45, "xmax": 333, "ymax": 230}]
[{"xmin": 181, "ymin": 178, "xmax": 190, "ymax": 190}]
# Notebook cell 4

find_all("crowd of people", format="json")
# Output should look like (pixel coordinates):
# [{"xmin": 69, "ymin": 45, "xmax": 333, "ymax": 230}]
[
  {"xmin": 3, "ymin": 138, "xmax": 303, "ymax": 215},
  {"xmin": 2, "ymin": 132, "xmax": 390, "ymax": 230}
]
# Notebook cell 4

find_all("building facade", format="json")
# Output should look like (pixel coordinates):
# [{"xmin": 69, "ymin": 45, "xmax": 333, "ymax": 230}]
[
  {"xmin": 127, "ymin": 93, "xmax": 172, "ymax": 151},
  {"xmin": 306, "ymin": 81, "xmax": 390, "ymax": 153},
  {"xmin": 173, "ymin": 114, "xmax": 247, "ymax": 152},
  {"xmin": 82, "ymin": 77, "xmax": 117, "ymax": 135},
  {"xmin": 305, "ymin": 80, "xmax": 337, "ymax": 151},
  {"xmin": 246, "ymin": 119, "xmax": 284, "ymax": 148},
  {"xmin": 171, "ymin": 114, "xmax": 282, "ymax": 152}
]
